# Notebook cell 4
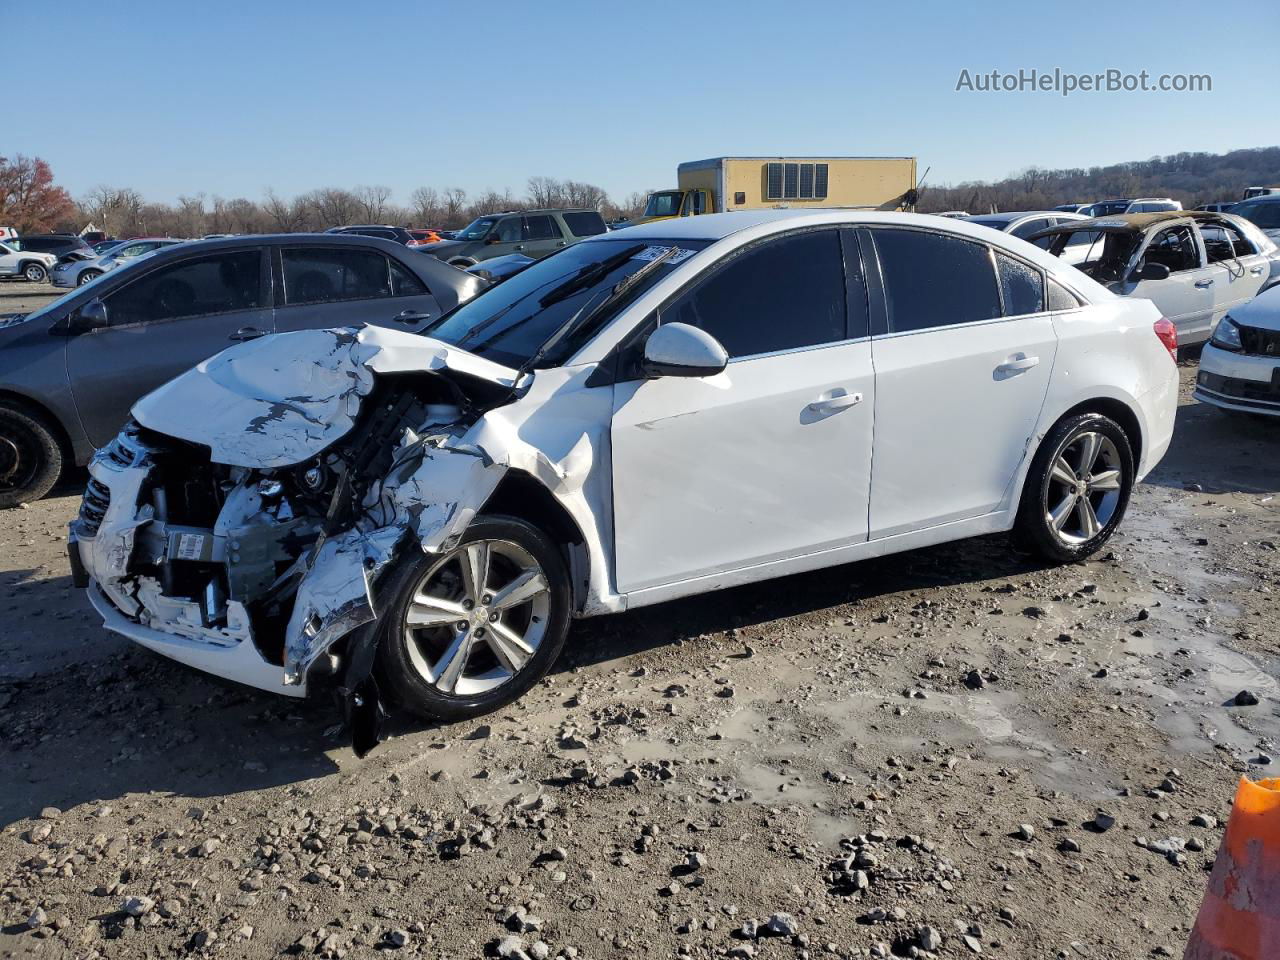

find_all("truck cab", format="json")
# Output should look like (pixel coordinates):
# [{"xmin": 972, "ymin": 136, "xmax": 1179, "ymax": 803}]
[{"xmin": 636, "ymin": 188, "xmax": 713, "ymax": 225}]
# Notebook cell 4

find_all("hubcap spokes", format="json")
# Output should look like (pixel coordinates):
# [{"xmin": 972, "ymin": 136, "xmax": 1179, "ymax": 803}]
[
  {"xmin": 1045, "ymin": 431, "xmax": 1123, "ymax": 545},
  {"xmin": 403, "ymin": 539, "xmax": 550, "ymax": 696}
]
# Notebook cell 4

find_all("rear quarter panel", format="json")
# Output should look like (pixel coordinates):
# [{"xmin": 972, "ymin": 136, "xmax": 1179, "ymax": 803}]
[{"xmin": 1042, "ymin": 295, "xmax": 1178, "ymax": 481}]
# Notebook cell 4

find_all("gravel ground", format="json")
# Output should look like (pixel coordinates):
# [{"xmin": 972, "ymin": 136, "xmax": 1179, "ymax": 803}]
[{"xmin": 1, "ymin": 281, "xmax": 1278, "ymax": 959}]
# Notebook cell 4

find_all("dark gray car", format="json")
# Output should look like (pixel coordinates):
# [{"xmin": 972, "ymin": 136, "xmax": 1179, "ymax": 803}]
[
  {"xmin": 0, "ymin": 233, "xmax": 483, "ymax": 507},
  {"xmin": 420, "ymin": 209, "xmax": 608, "ymax": 267}
]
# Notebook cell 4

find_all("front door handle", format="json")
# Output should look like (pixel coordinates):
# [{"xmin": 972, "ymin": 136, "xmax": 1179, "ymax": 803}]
[
  {"xmin": 513, "ymin": 244, "xmax": 525, "ymax": 251},
  {"xmin": 393, "ymin": 310, "xmax": 432, "ymax": 324},
  {"xmin": 229, "ymin": 326, "xmax": 266, "ymax": 341},
  {"xmin": 1250, "ymin": 265, "xmax": 1265, "ymax": 275},
  {"xmin": 807, "ymin": 392, "xmax": 863, "ymax": 414},
  {"xmin": 1194, "ymin": 278, "xmax": 1215, "ymax": 288},
  {"xmin": 995, "ymin": 354, "xmax": 1040, "ymax": 378}
]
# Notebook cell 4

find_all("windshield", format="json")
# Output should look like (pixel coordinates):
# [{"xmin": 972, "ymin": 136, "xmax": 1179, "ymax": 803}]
[
  {"xmin": 643, "ymin": 192, "xmax": 683, "ymax": 219},
  {"xmin": 456, "ymin": 217, "xmax": 497, "ymax": 241},
  {"xmin": 1232, "ymin": 201, "xmax": 1280, "ymax": 230},
  {"xmin": 423, "ymin": 238, "xmax": 708, "ymax": 368}
]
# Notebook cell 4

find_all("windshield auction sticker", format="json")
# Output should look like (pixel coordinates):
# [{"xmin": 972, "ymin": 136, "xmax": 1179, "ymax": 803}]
[{"xmin": 632, "ymin": 245, "xmax": 698, "ymax": 264}]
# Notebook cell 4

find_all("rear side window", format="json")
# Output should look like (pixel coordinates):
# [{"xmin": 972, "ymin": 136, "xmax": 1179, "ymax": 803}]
[
  {"xmin": 389, "ymin": 259, "xmax": 428, "ymax": 297},
  {"xmin": 872, "ymin": 229, "xmax": 1001, "ymax": 332},
  {"xmin": 995, "ymin": 253, "xmax": 1044, "ymax": 315},
  {"xmin": 1010, "ymin": 217, "xmax": 1052, "ymax": 239},
  {"xmin": 662, "ymin": 230, "xmax": 848, "ymax": 358},
  {"xmin": 523, "ymin": 215, "xmax": 560, "ymax": 241},
  {"xmin": 106, "ymin": 250, "xmax": 263, "ymax": 326},
  {"xmin": 282, "ymin": 248, "xmax": 393, "ymax": 304},
  {"xmin": 561, "ymin": 211, "xmax": 607, "ymax": 237},
  {"xmin": 1047, "ymin": 279, "xmax": 1082, "ymax": 311}
]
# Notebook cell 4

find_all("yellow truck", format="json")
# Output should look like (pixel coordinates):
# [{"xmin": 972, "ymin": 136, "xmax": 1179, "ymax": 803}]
[{"xmin": 636, "ymin": 155, "xmax": 918, "ymax": 224}]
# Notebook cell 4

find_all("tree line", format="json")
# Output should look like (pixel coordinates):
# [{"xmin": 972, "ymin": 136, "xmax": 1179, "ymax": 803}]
[{"xmin": 917, "ymin": 146, "xmax": 1280, "ymax": 214}]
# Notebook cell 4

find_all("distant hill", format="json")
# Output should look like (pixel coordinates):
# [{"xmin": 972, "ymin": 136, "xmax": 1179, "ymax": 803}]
[{"xmin": 918, "ymin": 146, "xmax": 1280, "ymax": 214}]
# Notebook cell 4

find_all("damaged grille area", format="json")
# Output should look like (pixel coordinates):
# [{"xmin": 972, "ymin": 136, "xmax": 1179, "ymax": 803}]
[{"xmin": 78, "ymin": 477, "xmax": 111, "ymax": 536}]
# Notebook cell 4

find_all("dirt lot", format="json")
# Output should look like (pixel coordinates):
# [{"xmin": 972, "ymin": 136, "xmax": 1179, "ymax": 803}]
[{"xmin": 2, "ymin": 280, "xmax": 1278, "ymax": 960}]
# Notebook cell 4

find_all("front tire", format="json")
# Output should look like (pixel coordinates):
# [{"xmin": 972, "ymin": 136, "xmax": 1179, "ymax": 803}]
[
  {"xmin": 1013, "ymin": 412, "xmax": 1134, "ymax": 563},
  {"xmin": 22, "ymin": 263, "xmax": 48, "ymax": 283},
  {"xmin": 78, "ymin": 269, "xmax": 103, "ymax": 285},
  {"xmin": 0, "ymin": 405, "xmax": 64, "ymax": 508},
  {"xmin": 375, "ymin": 514, "xmax": 571, "ymax": 721}
]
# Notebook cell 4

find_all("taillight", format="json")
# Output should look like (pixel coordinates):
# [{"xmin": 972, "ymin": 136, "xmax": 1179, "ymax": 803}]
[{"xmin": 1153, "ymin": 317, "xmax": 1178, "ymax": 361}]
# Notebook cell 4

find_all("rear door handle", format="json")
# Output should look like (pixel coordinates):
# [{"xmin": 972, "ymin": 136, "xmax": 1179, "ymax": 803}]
[
  {"xmin": 229, "ymin": 326, "xmax": 266, "ymax": 341},
  {"xmin": 995, "ymin": 354, "xmax": 1040, "ymax": 377},
  {"xmin": 1194, "ymin": 278, "xmax": 1214, "ymax": 288},
  {"xmin": 393, "ymin": 310, "xmax": 432, "ymax": 324},
  {"xmin": 807, "ymin": 392, "xmax": 863, "ymax": 414}
]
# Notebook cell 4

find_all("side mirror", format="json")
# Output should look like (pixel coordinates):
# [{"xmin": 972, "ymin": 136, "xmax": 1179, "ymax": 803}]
[
  {"xmin": 1131, "ymin": 261, "xmax": 1171, "ymax": 282},
  {"xmin": 485, "ymin": 235, "xmax": 503, "ymax": 245},
  {"xmin": 77, "ymin": 299, "xmax": 109, "ymax": 331},
  {"xmin": 641, "ymin": 322, "xmax": 728, "ymax": 378}
]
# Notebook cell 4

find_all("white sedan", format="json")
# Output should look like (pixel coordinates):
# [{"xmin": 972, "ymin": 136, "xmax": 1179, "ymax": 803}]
[
  {"xmin": 1196, "ymin": 284, "xmax": 1280, "ymax": 417},
  {"xmin": 71, "ymin": 210, "xmax": 1179, "ymax": 745}
]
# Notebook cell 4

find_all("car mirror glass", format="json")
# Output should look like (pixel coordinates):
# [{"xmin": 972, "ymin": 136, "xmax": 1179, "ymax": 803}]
[{"xmin": 641, "ymin": 322, "xmax": 728, "ymax": 378}]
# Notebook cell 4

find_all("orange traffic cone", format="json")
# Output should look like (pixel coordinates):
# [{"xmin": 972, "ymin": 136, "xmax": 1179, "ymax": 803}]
[{"xmin": 1184, "ymin": 777, "xmax": 1280, "ymax": 960}]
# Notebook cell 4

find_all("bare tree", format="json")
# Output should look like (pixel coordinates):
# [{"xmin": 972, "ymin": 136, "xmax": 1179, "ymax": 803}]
[
  {"xmin": 263, "ymin": 189, "xmax": 308, "ymax": 233},
  {"xmin": 354, "ymin": 184, "xmax": 392, "ymax": 223},
  {"xmin": 409, "ymin": 186, "xmax": 442, "ymax": 226},
  {"xmin": 441, "ymin": 188, "xmax": 469, "ymax": 228}
]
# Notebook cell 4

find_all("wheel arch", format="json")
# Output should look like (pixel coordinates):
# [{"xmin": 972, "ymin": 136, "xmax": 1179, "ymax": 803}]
[
  {"xmin": 0, "ymin": 389, "xmax": 75, "ymax": 461},
  {"xmin": 447, "ymin": 257, "xmax": 478, "ymax": 268},
  {"xmin": 1055, "ymin": 397, "xmax": 1143, "ymax": 466},
  {"xmin": 17, "ymin": 258, "xmax": 47, "ymax": 276},
  {"xmin": 480, "ymin": 468, "xmax": 592, "ymax": 613}
]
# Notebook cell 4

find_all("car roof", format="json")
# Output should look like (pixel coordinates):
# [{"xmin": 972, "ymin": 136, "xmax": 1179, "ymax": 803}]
[
  {"xmin": 1237, "ymin": 194, "xmax": 1280, "ymax": 203},
  {"xmin": 963, "ymin": 211, "xmax": 1067, "ymax": 223}
]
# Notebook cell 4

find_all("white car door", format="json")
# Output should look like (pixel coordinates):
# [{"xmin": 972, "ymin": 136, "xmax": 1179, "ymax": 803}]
[
  {"xmin": 0, "ymin": 242, "xmax": 18, "ymax": 276},
  {"xmin": 1198, "ymin": 220, "xmax": 1269, "ymax": 320},
  {"xmin": 865, "ymin": 227, "xmax": 1059, "ymax": 537},
  {"xmin": 611, "ymin": 228, "xmax": 875, "ymax": 595},
  {"xmin": 1122, "ymin": 222, "xmax": 1215, "ymax": 344}
]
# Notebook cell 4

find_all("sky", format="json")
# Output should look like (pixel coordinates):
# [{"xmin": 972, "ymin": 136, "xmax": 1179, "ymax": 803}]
[{"xmin": 8, "ymin": 0, "xmax": 1277, "ymax": 208}]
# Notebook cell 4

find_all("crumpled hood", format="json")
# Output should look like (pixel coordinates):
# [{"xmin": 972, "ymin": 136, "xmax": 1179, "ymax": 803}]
[{"xmin": 131, "ymin": 325, "xmax": 519, "ymax": 468}]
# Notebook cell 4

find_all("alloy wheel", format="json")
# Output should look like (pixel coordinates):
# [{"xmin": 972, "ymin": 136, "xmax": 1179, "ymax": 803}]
[
  {"xmin": 1044, "ymin": 431, "xmax": 1124, "ymax": 545},
  {"xmin": 401, "ymin": 539, "xmax": 551, "ymax": 696},
  {"xmin": 24, "ymin": 265, "xmax": 46, "ymax": 282}
]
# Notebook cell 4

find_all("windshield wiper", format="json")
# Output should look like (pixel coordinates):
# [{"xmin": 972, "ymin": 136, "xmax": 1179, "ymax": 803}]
[
  {"xmin": 538, "ymin": 244, "xmax": 645, "ymax": 308},
  {"xmin": 517, "ymin": 245, "xmax": 682, "ymax": 379}
]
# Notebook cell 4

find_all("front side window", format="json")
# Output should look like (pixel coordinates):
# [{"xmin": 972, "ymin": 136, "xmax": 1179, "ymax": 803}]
[
  {"xmin": 105, "ymin": 250, "xmax": 262, "ymax": 326},
  {"xmin": 1142, "ymin": 225, "xmax": 1200, "ymax": 273},
  {"xmin": 1010, "ymin": 218, "xmax": 1052, "ymax": 240},
  {"xmin": 872, "ymin": 229, "xmax": 1001, "ymax": 333},
  {"xmin": 116, "ymin": 242, "xmax": 156, "ymax": 258},
  {"xmin": 662, "ymin": 230, "xmax": 849, "ymax": 358},
  {"xmin": 282, "ymin": 248, "xmax": 392, "ymax": 304},
  {"xmin": 494, "ymin": 218, "xmax": 522, "ymax": 243},
  {"xmin": 523, "ymin": 215, "xmax": 560, "ymax": 241}
]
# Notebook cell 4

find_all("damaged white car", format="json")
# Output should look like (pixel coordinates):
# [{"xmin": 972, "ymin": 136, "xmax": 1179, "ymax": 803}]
[{"xmin": 70, "ymin": 211, "xmax": 1179, "ymax": 753}]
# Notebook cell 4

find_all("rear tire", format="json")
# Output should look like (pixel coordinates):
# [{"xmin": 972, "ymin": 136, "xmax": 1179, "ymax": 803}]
[
  {"xmin": 375, "ymin": 514, "xmax": 571, "ymax": 722},
  {"xmin": 0, "ymin": 404, "xmax": 64, "ymax": 508},
  {"xmin": 22, "ymin": 263, "xmax": 48, "ymax": 283},
  {"xmin": 1013, "ymin": 412, "xmax": 1135, "ymax": 563}
]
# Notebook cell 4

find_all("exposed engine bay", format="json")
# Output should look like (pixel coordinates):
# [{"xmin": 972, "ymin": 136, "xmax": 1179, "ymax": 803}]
[{"xmin": 70, "ymin": 325, "xmax": 604, "ymax": 754}]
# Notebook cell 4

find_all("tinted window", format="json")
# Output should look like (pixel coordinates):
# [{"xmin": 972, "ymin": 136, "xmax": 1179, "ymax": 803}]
[
  {"xmin": 562, "ymin": 211, "xmax": 607, "ymax": 237},
  {"xmin": 106, "ymin": 250, "xmax": 262, "ymax": 326},
  {"xmin": 1010, "ymin": 218, "xmax": 1052, "ymax": 239},
  {"xmin": 1047, "ymin": 279, "xmax": 1081, "ymax": 311},
  {"xmin": 493, "ymin": 218, "xmax": 522, "ymax": 243},
  {"xmin": 1232, "ymin": 201, "xmax": 1280, "ymax": 230},
  {"xmin": 389, "ymin": 259, "xmax": 427, "ymax": 297},
  {"xmin": 996, "ymin": 253, "xmax": 1044, "ymax": 315},
  {"xmin": 872, "ymin": 229, "xmax": 1001, "ymax": 332},
  {"xmin": 662, "ymin": 230, "xmax": 848, "ymax": 358},
  {"xmin": 354, "ymin": 228, "xmax": 396, "ymax": 240},
  {"xmin": 524, "ymin": 215, "xmax": 559, "ymax": 241},
  {"xmin": 282, "ymin": 248, "xmax": 392, "ymax": 304}
]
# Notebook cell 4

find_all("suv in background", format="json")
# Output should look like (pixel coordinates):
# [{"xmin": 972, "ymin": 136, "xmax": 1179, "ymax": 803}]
[
  {"xmin": 325, "ymin": 225, "xmax": 421, "ymax": 246},
  {"xmin": 0, "ymin": 240, "xmax": 58, "ymax": 282},
  {"xmin": 1079, "ymin": 198, "xmax": 1182, "ymax": 217},
  {"xmin": 419, "ymin": 209, "xmax": 608, "ymax": 267},
  {"xmin": 14, "ymin": 234, "xmax": 94, "ymax": 260}
]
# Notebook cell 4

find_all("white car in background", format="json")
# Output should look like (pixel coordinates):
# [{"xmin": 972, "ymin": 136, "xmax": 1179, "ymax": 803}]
[
  {"xmin": 1196, "ymin": 284, "xmax": 1280, "ymax": 418},
  {"xmin": 72, "ymin": 210, "xmax": 1178, "ymax": 746},
  {"xmin": 50, "ymin": 237, "xmax": 185, "ymax": 288},
  {"xmin": 0, "ymin": 240, "xmax": 58, "ymax": 283},
  {"xmin": 963, "ymin": 211, "xmax": 1091, "ymax": 264}
]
